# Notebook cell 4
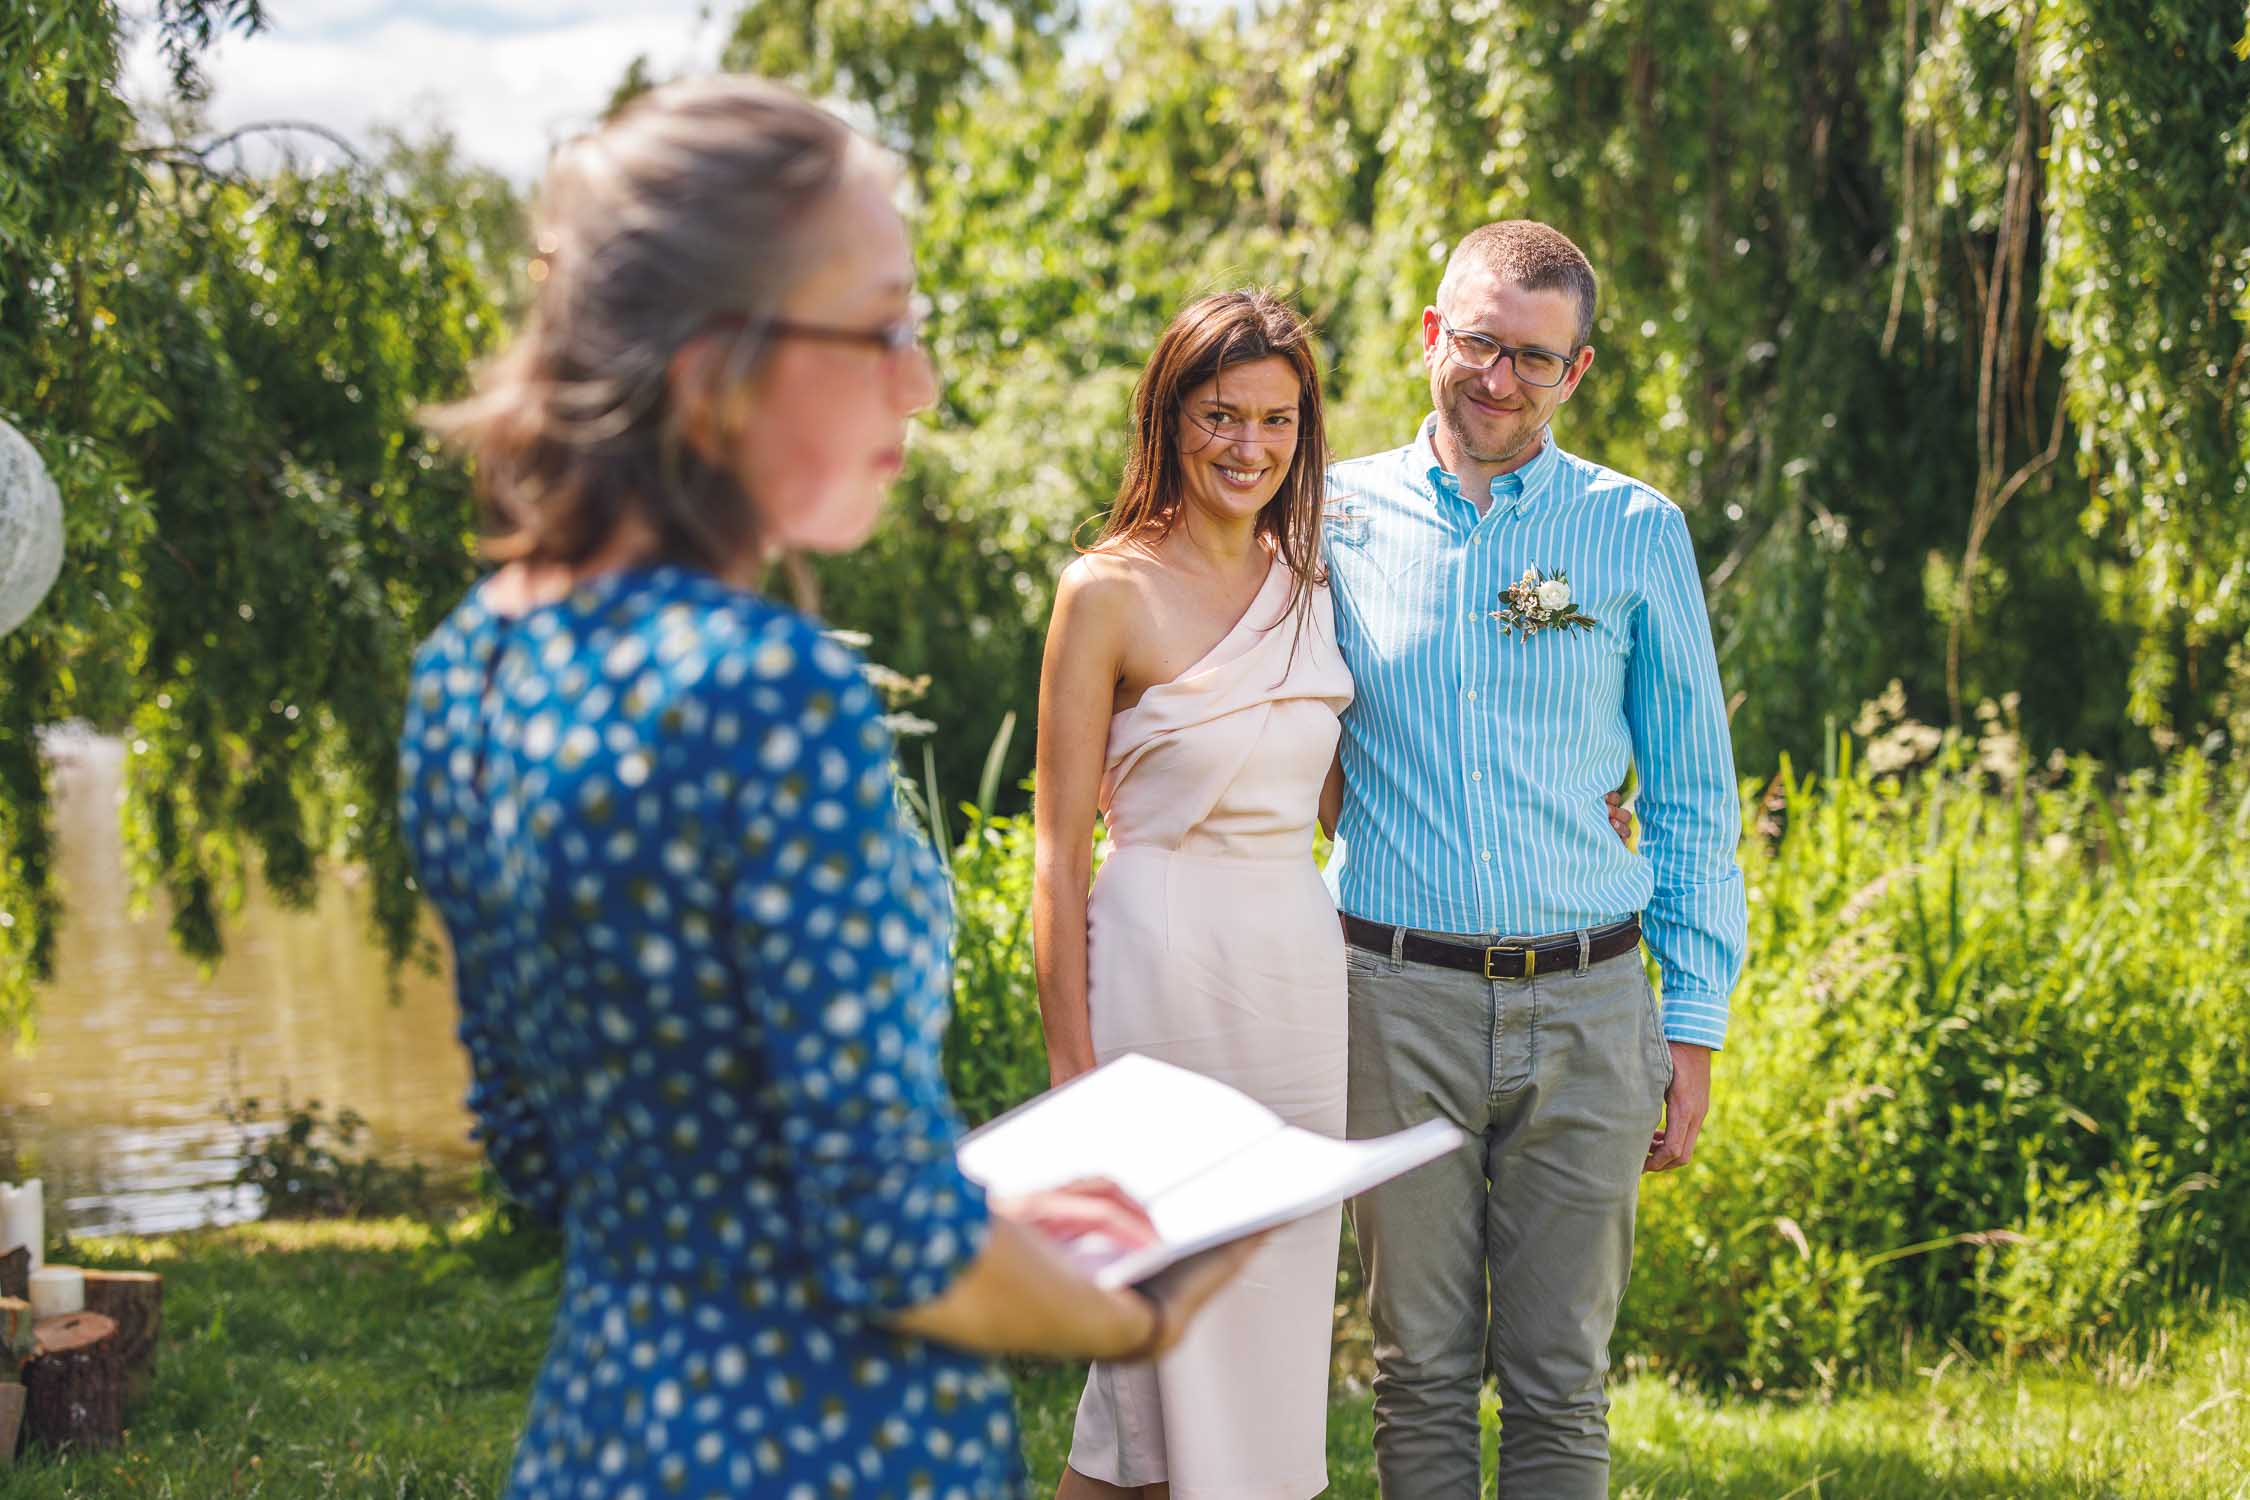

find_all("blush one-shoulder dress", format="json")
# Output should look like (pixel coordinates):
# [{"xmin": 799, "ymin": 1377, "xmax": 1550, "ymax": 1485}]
[{"xmin": 1067, "ymin": 557, "xmax": 1355, "ymax": 1500}]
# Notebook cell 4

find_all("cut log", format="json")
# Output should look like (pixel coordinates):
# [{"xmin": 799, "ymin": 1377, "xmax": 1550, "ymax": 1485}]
[
  {"xmin": 0, "ymin": 1296, "xmax": 29, "ymax": 1358},
  {"xmin": 0, "ymin": 1377, "xmax": 23, "ymax": 1465},
  {"xmin": 22, "ymin": 1311, "xmax": 123, "ymax": 1453},
  {"xmin": 79, "ymin": 1272, "xmax": 160, "ymax": 1405},
  {"xmin": 0, "ymin": 1246, "xmax": 26, "ymax": 1302}
]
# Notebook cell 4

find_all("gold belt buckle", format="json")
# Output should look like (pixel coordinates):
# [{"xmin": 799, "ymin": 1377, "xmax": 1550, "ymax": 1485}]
[{"xmin": 1483, "ymin": 942, "xmax": 1533, "ymax": 980}]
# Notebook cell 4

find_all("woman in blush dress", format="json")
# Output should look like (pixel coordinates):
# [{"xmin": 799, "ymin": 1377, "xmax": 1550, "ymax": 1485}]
[
  {"xmin": 400, "ymin": 78, "xmax": 1253, "ymax": 1500},
  {"xmin": 1033, "ymin": 291, "xmax": 1348, "ymax": 1500}
]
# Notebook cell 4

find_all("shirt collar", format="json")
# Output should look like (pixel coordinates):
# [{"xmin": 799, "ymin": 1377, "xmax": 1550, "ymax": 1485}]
[{"xmin": 1412, "ymin": 413, "xmax": 1563, "ymax": 519}]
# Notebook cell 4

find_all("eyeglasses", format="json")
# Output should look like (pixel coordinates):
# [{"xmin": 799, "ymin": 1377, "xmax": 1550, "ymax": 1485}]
[
  {"xmin": 1437, "ymin": 318, "xmax": 1577, "ymax": 388},
  {"xmin": 709, "ymin": 295, "xmax": 931, "ymax": 360},
  {"xmin": 1183, "ymin": 408, "xmax": 1304, "ymax": 448}
]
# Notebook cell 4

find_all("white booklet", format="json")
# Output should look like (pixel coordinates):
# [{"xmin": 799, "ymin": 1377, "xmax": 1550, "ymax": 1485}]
[{"xmin": 955, "ymin": 1053, "xmax": 1463, "ymax": 1289}]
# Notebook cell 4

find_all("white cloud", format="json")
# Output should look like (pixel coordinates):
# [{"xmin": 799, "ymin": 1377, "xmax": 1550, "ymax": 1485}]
[{"xmin": 124, "ymin": 1, "xmax": 724, "ymax": 183}]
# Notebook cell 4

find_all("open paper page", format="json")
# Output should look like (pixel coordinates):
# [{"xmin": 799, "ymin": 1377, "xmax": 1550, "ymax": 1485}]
[
  {"xmin": 955, "ymin": 1052, "xmax": 1284, "ymax": 1206},
  {"xmin": 1094, "ymin": 1118, "xmax": 1461, "ymax": 1288},
  {"xmin": 956, "ymin": 1053, "xmax": 1463, "ymax": 1289}
]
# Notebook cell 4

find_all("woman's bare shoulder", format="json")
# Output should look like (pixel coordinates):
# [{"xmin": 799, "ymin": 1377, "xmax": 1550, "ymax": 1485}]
[{"xmin": 1056, "ymin": 545, "xmax": 1164, "ymax": 616}]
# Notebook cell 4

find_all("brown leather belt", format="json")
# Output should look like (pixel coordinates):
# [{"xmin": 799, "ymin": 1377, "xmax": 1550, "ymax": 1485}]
[{"xmin": 1341, "ymin": 913, "xmax": 1643, "ymax": 980}]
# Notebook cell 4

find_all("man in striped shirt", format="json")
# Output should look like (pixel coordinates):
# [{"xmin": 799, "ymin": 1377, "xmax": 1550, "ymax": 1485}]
[{"xmin": 1325, "ymin": 221, "xmax": 1747, "ymax": 1498}]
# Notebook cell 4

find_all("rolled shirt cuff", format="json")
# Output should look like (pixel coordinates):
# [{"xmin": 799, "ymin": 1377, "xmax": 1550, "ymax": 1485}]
[{"xmin": 1657, "ymin": 990, "xmax": 1730, "ymax": 1051}]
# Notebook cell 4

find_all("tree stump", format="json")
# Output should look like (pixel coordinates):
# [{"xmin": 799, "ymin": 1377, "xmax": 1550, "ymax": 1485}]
[
  {"xmin": 0, "ymin": 1246, "xmax": 26, "ymax": 1302},
  {"xmin": 22, "ymin": 1311, "xmax": 123, "ymax": 1453},
  {"xmin": 0, "ymin": 1379, "xmax": 23, "ymax": 1466},
  {"xmin": 0, "ymin": 1296, "xmax": 29, "ymax": 1355},
  {"xmin": 79, "ymin": 1272, "xmax": 160, "ymax": 1405}
]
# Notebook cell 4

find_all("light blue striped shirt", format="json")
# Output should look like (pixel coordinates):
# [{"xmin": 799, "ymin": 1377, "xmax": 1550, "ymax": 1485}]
[{"xmin": 1323, "ymin": 417, "xmax": 1746, "ymax": 1048}]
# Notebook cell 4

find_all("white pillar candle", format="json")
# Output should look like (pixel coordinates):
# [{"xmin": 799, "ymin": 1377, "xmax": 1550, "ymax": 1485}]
[
  {"xmin": 0, "ymin": 1180, "xmax": 41, "ymax": 1270},
  {"xmin": 27, "ymin": 1265, "xmax": 82, "ymax": 1320}
]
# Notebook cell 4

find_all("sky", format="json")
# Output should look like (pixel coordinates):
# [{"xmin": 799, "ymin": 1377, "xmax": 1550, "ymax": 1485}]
[{"xmin": 123, "ymin": 1, "xmax": 728, "ymax": 183}]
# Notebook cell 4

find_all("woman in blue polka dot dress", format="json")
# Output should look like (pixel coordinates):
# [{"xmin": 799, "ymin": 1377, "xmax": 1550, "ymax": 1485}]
[{"xmin": 402, "ymin": 78, "xmax": 1255, "ymax": 1500}]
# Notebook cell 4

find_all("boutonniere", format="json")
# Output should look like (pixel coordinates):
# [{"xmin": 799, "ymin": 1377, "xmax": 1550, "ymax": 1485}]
[{"xmin": 1490, "ymin": 565, "xmax": 1599, "ymax": 638}]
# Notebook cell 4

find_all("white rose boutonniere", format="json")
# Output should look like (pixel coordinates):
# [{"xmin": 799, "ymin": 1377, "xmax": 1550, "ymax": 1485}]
[{"xmin": 1492, "ymin": 565, "xmax": 1599, "ymax": 638}]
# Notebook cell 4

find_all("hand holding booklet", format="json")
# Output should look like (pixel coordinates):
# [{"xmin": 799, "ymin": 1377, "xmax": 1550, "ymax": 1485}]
[{"xmin": 955, "ymin": 1053, "xmax": 1463, "ymax": 1289}]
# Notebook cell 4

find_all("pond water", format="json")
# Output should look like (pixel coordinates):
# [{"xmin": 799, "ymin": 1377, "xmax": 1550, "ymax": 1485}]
[{"xmin": 0, "ymin": 732, "xmax": 479, "ymax": 1237}]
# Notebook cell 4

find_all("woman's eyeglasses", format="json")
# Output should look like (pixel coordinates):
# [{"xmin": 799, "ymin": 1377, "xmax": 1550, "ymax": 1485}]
[{"xmin": 708, "ymin": 295, "xmax": 931, "ymax": 360}]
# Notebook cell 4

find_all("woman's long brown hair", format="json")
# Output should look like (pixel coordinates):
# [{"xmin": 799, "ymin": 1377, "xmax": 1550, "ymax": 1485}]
[{"xmin": 1095, "ymin": 289, "xmax": 1329, "ymax": 644}]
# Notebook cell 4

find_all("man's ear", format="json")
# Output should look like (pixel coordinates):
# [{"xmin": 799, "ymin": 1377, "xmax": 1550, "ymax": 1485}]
[
  {"xmin": 1420, "ymin": 306, "xmax": 1443, "ymax": 367},
  {"xmin": 1559, "ymin": 343, "xmax": 1596, "ymax": 401}
]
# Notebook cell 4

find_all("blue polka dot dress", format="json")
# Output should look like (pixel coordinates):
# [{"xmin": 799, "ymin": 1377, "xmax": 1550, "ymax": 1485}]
[{"xmin": 398, "ymin": 565, "xmax": 1023, "ymax": 1500}]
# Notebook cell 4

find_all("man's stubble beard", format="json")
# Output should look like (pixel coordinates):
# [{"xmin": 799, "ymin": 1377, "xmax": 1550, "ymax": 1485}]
[{"xmin": 1437, "ymin": 389, "xmax": 1543, "ymax": 470}]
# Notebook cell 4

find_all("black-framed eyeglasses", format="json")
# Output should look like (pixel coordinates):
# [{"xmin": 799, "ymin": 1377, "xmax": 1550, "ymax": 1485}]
[{"xmin": 1437, "ymin": 317, "xmax": 1577, "ymax": 388}]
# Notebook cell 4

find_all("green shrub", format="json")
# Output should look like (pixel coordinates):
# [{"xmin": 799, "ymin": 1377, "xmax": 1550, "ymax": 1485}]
[
  {"xmin": 942, "ymin": 810, "xmax": 1053, "ymax": 1125},
  {"xmin": 223, "ymin": 1091, "xmax": 443, "ymax": 1221},
  {"xmin": 1623, "ymin": 730, "xmax": 2250, "ymax": 1389},
  {"xmin": 942, "ymin": 807, "xmax": 1111, "ymax": 1126},
  {"xmin": 1967, "ymin": 1149, "xmax": 2212, "ymax": 1364}
]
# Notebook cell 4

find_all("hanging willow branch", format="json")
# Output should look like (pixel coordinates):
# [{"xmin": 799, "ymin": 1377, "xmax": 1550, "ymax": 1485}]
[
  {"xmin": 1942, "ymin": 1, "xmax": 2070, "ymax": 726},
  {"xmin": 1880, "ymin": 0, "xmax": 1924, "ymax": 356}
]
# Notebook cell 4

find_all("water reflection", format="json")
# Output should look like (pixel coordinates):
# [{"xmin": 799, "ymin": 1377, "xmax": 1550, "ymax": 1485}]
[{"xmin": 0, "ymin": 732, "xmax": 477, "ymax": 1236}]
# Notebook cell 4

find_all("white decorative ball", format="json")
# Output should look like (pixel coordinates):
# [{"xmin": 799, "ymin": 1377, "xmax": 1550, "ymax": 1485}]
[{"xmin": 0, "ymin": 418, "xmax": 65, "ymax": 637}]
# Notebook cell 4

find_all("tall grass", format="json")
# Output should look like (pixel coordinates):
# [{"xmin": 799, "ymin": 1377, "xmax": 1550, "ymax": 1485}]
[
  {"xmin": 944, "ymin": 729, "xmax": 2250, "ymax": 1386},
  {"xmin": 1626, "ymin": 730, "xmax": 2249, "ymax": 1387}
]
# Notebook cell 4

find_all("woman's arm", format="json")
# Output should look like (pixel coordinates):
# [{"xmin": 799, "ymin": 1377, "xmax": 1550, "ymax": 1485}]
[
  {"xmin": 1318, "ymin": 748, "xmax": 1345, "ymax": 841},
  {"xmin": 398, "ymin": 636, "xmax": 564, "ymax": 1228},
  {"xmin": 1032, "ymin": 560, "xmax": 1127, "ymax": 1089}
]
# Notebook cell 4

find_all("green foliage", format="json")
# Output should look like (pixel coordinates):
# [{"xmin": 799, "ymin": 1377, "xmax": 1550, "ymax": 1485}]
[
  {"xmin": 1967, "ymin": 1151, "xmax": 2200, "ymax": 1363},
  {"xmin": 2030, "ymin": 0, "xmax": 2250, "ymax": 733},
  {"xmin": 146, "ymin": 0, "xmax": 267, "ymax": 97},
  {"xmin": 815, "ymin": 363, "xmax": 1137, "ymax": 809},
  {"xmin": 942, "ymin": 806, "xmax": 1081, "ymax": 1125},
  {"xmin": 1624, "ymin": 729, "xmax": 2250, "ymax": 1389},
  {"xmin": 761, "ymin": 0, "xmax": 2249, "ymax": 815},
  {"xmin": 0, "ymin": 4, "xmax": 520, "ymax": 1035},
  {"xmin": 222, "ymin": 1091, "xmax": 442, "ymax": 1221},
  {"xmin": 723, "ymin": 0, "xmax": 1076, "ymax": 167}
]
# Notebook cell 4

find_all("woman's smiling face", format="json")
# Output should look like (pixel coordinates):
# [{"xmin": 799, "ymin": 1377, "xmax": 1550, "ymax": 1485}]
[{"xmin": 1172, "ymin": 356, "xmax": 1303, "ymax": 526}]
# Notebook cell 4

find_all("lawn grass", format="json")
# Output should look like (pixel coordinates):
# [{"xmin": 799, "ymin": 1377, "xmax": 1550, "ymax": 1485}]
[{"xmin": 5, "ymin": 1218, "xmax": 2245, "ymax": 1498}]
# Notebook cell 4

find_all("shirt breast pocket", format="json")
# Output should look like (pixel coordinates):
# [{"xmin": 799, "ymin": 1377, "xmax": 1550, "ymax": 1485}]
[{"xmin": 1511, "ymin": 598, "xmax": 1631, "ymax": 706}]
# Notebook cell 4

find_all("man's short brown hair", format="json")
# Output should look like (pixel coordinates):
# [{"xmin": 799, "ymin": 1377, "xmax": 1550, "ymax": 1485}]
[{"xmin": 1438, "ymin": 221, "xmax": 1598, "ymax": 350}]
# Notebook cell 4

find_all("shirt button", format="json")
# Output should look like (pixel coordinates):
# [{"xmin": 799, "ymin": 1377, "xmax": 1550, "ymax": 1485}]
[
  {"xmin": 1471, "ymin": 771, "xmax": 1483, "ymax": 782},
  {"xmin": 1480, "ymin": 850, "xmax": 1492, "ymax": 862},
  {"xmin": 1465, "ymin": 690, "xmax": 1478, "ymax": 702}
]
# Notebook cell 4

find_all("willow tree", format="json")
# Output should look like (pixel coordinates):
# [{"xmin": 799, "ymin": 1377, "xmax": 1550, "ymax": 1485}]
[
  {"xmin": 0, "ymin": 2, "xmax": 516, "ymax": 1035},
  {"xmin": 763, "ymin": 0, "xmax": 2249, "ymax": 791}
]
